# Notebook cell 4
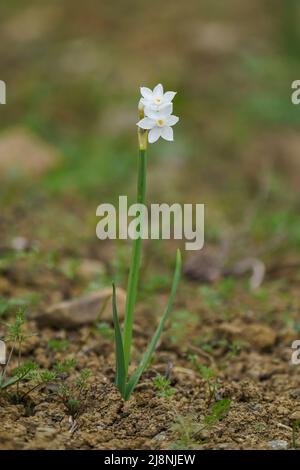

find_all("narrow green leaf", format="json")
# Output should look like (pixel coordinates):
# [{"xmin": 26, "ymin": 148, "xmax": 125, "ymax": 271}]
[
  {"xmin": 125, "ymin": 249, "xmax": 182, "ymax": 400},
  {"xmin": 112, "ymin": 283, "xmax": 126, "ymax": 398},
  {"xmin": 0, "ymin": 375, "xmax": 21, "ymax": 390}
]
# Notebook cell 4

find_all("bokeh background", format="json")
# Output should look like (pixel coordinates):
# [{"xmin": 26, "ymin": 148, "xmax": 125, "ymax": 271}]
[{"xmin": 1, "ymin": 0, "xmax": 300, "ymax": 297}]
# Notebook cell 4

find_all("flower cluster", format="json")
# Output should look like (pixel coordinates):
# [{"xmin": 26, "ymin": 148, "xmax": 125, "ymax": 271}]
[{"xmin": 137, "ymin": 84, "xmax": 179, "ymax": 143}]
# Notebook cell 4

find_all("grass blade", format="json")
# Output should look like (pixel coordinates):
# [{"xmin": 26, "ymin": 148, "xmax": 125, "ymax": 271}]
[
  {"xmin": 0, "ymin": 375, "xmax": 20, "ymax": 390},
  {"xmin": 112, "ymin": 283, "xmax": 126, "ymax": 398},
  {"xmin": 125, "ymin": 249, "xmax": 182, "ymax": 400}
]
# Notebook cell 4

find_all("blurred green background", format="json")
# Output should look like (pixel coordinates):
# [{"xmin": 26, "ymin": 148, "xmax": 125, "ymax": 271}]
[{"xmin": 1, "ymin": 0, "xmax": 300, "ymax": 270}]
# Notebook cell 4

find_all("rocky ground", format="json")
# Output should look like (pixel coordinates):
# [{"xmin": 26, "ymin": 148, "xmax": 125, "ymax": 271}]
[{"xmin": 1, "ymin": 231, "xmax": 300, "ymax": 450}]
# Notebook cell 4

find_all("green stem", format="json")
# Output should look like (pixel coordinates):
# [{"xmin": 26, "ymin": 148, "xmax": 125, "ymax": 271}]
[{"xmin": 123, "ymin": 148, "xmax": 147, "ymax": 376}]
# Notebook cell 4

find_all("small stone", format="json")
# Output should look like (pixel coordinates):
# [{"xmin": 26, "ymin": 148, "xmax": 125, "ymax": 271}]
[
  {"xmin": 60, "ymin": 258, "xmax": 105, "ymax": 281},
  {"xmin": 35, "ymin": 426, "xmax": 57, "ymax": 441},
  {"xmin": 290, "ymin": 388, "xmax": 300, "ymax": 399},
  {"xmin": 290, "ymin": 410, "xmax": 300, "ymax": 422},
  {"xmin": 184, "ymin": 247, "xmax": 223, "ymax": 282},
  {"xmin": 218, "ymin": 321, "xmax": 276, "ymax": 351},
  {"xmin": 153, "ymin": 432, "xmax": 166, "ymax": 441},
  {"xmin": 217, "ymin": 322, "xmax": 243, "ymax": 339},
  {"xmin": 267, "ymin": 440, "xmax": 288, "ymax": 450},
  {"xmin": 33, "ymin": 287, "xmax": 126, "ymax": 329},
  {"xmin": 217, "ymin": 442, "xmax": 239, "ymax": 450},
  {"xmin": 78, "ymin": 259, "xmax": 105, "ymax": 279},
  {"xmin": 277, "ymin": 406, "xmax": 289, "ymax": 416},
  {"xmin": 10, "ymin": 237, "xmax": 29, "ymax": 252},
  {"xmin": 241, "ymin": 324, "xmax": 276, "ymax": 351}
]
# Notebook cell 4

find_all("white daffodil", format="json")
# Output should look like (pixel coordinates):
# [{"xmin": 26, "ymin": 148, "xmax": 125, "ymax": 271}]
[
  {"xmin": 140, "ymin": 83, "xmax": 176, "ymax": 111},
  {"xmin": 137, "ymin": 105, "xmax": 179, "ymax": 143}
]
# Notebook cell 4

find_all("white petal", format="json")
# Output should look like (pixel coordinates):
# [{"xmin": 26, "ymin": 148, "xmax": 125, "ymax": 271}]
[
  {"xmin": 140, "ymin": 87, "xmax": 153, "ymax": 99},
  {"xmin": 153, "ymin": 83, "xmax": 163, "ymax": 97},
  {"xmin": 144, "ymin": 106, "xmax": 160, "ymax": 120},
  {"xmin": 137, "ymin": 117, "xmax": 155, "ymax": 129},
  {"xmin": 140, "ymin": 98, "xmax": 152, "ymax": 107},
  {"xmin": 161, "ymin": 126, "xmax": 174, "ymax": 141},
  {"xmin": 163, "ymin": 91, "xmax": 176, "ymax": 102},
  {"xmin": 159, "ymin": 103, "xmax": 173, "ymax": 116},
  {"xmin": 148, "ymin": 127, "xmax": 161, "ymax": 143},
  {"xmin": 166, "ymin": 115, "xmax": 179, "ymax": 126}
]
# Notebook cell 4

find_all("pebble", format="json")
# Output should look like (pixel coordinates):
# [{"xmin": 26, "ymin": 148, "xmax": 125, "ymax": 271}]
[
  {"xmin": 267, "ymin": 440, "xmax": 288, "ymax": 450},
  {"xmin": 32, "ymin": 287, "xmax": 126, "ymax": 329}
]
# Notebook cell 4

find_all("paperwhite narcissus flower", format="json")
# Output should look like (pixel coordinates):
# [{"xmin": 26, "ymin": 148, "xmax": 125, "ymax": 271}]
[
  {"xmin": 140, "ymin": 83, "xmax": 176, "ymax": 111},
  {"xmin": 137, "ymin": 106, "xmax": 179, "ymax": 143}
]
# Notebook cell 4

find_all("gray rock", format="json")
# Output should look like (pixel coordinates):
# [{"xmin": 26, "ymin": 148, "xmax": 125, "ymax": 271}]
[
  {"xmin": 33, "ymin": 287, "xmax": 126, "ymax": 329},
  {"xmin": 267, "ymin": 440, "xmax": 288, "ymax": 450}
]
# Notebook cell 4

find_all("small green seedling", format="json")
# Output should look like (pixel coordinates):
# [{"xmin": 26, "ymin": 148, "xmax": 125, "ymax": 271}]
[
  {"xmin": 47, "ymin": 339, "xmax": 70, "ymax": 353},
  {"xmin": 0, "ymin": 309, "xmax": 36, "ymax": 399},
  {"xmin": 227, "ymin": 340, "xmax": 247, "ymax": 358},
  {"xmin": 203, "ymin": 399, "xmax": 231, "ymax": 427},
  {"xmin": 171, "ymin": 399, "xmax": 231, "ymax": 449},
  {"xmin": 171, "ymin": 415, "xmax": 202, "ymax": 450},
  {"xmin": 95, "ymin": 322, "xmax": 114, "ymax": 340},
  {"xmin": 54, "ymin": 365, "xmax": 92, "ymax": 418},
  {"xmin": 153, "ymin": 373, "xmax": 176, "ymax": 399},
  {"xmin": 53, "ymin": 359, "xmax": 77, "ymax": 376},
  {"xmin": 0, "ymin": 297, "xmax": 29, "ymax": 318},
  {"xmin": 169, "ymin": 310, "xmax": 198, "ymax": 349},
  {"xmin": 189, "ymin": 355, "xmax": 218, "ymax": 403}
]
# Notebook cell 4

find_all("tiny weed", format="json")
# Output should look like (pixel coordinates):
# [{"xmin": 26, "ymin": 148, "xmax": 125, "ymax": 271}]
[
  {"xmin": 171, "ymin": 399, "xmax": 230, "ymax": 450},
  {"xmin": 0, "ymin": 297, "xmax": 29, "ymax": 318},
  {"xmin": 189, "ymin": 355, "xmax": 218, "ymax": 402},
  {"xmin": 0, "ymin": 309, "xmax": 37, "ymax": 399},
  {"xmin": 198, "ymin": 278, "xmax": 235, "ymax": 313},
  {"xmin": 54, "ymin": 365, "xmax": 92, "ymax": 418},
  {"xmin": 203, "ymin": 399, "xmax": 231, "ymax": 426},
  {"xmin": 95, "ymin": 322, "xmax": 114, "ymax": 340},
  {"xmin": 171, "ymin": 415, "xmax": 201, "ymax": 450},
  {"xmin": 153, "ymin": 373, "xmax": 176, "ymax": 399},
  {"xmin": 47, "ymin": 339, "xmax": 70, "ymax": 352},
  {"xmin": 169, "ymin": 310, "xmax": 198, "ymax": 349},
  {"xmin": 53, "ymin": 359, "xmax": 77, "ymax": 376}
]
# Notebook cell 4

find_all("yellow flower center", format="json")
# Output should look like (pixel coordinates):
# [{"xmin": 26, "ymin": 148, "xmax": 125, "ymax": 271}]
[
  {"xmin": 154, "ymin": 97, "xmax": 162, "ymax": 104},
  {"xmin": 157, "ymin": 119, "xmax": 165, "ymax": 126}
]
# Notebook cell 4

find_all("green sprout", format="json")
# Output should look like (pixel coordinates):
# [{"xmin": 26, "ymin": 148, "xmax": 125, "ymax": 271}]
[
  {"xmin": 53, "ymin": 359, "xmax": 77, "ymax": 376},
  {"xmin": 47, "ymin": 339, "xmax": 70, "ymax": 352},
  {"xmin": 292, "ymin": 419, "xmax": 300, "ymax": 449},
  {"xmin": 0, "ymin": 309, "xmax": 37, "ymax": 398},
  {"xmin": 171, "ymin": 399, "xmax": 231, "ymax": 449},
  {"xmin": 95, "ymin": 322, "xmax": 114, "ymax": 340},
  {"xmin": 189, "ymin": 355, "xmax": 218, "ymax": 403},
  {"xmin": 203, "ymin": 399, "xmax": 231, "ymax": 426},
  {"xmin": 55, "ymin": 367, "xmax": 92, "ymax": 417},
  {"xmin": 153, "ymin": 373, "xmax": 176, "ymax": 399}
]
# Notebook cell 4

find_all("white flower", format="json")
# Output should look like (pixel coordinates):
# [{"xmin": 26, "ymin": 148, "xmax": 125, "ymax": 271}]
[
  {"xmin": 140, "ymin": 83, "xmax": 176, "ymax": 111},
  {"xmin": 137, "ymin": 105, "xmax": 179, "ymax": 143}
]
